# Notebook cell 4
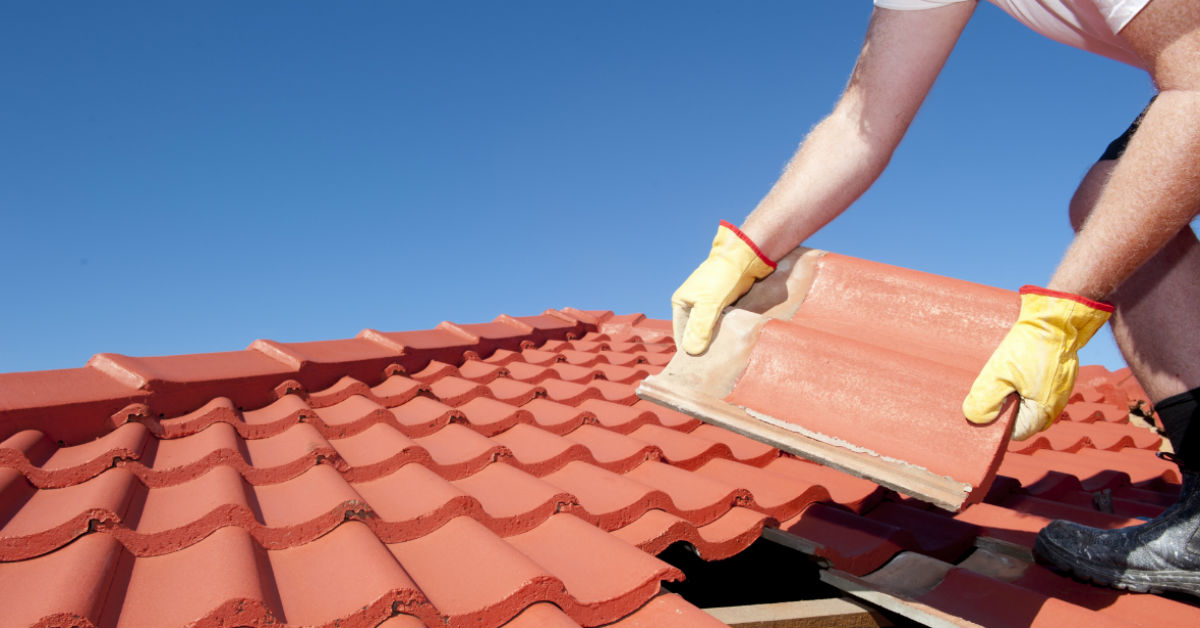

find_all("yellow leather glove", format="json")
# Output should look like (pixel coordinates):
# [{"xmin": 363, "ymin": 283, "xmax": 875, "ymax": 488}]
[
  {"xmin": 963, "ymin": 286, "xmax": 1113, "ymax": 441},
  {"xmin": 672, "ymin": 221, "xmax": 776, "ymax": 355}
]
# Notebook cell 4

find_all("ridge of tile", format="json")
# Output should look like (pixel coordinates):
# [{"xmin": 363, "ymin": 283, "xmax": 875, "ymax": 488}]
[
  {"xmin": 485, "ymin": 378, "xmax": 543, "ymax": 406},
  {"xmin": 623, "ymin": 460, "xmax": 759, "ymax": 525},
  {"xmin": 540, "ymin": 379, "xmax": 604, "ymax": 406},
  {"xmin": 0, "ymin": 366, "xmax": 149, "ymax": 446},
  {"xmin": 612, "ymin": 506, "xmax": 769, "ymax": 561},
  {"xmin": 305, "ymin": 375, "xmax": 373, "ymax": 408},
  {"xmin": 458, "ymin": 359, "xmax": 509, "ymax": 383},
  {"xmin": 370, "ymin": 374, "xmax": 430, "ymax": 407},
  {"xmin": 267, "ymin": 521, "xmax": 433, "ymax": 627},
  {"xmin": 559, "ymin": 308, "xmax": 614, "ymax": 326},
  {"xmin": 502, "ymin": 361, "xmax": 557, "ymax": 384},
  {"xmin": 690, "ymin": 457, "xmax": 831, "ymax": 521},
  {"xmin": 3, "ymin": 449, "xmax": 636, "ymax": 563},
  {"xmin": 247, "ymin": 337, "xmax": 405, "ymax": 396},
  {"xmin": 389, "ymin": 514, "xmax": 681, "ymax": 628},
  {"xmin": 2, "ymin": 422, "xmax": 150, "ymax": 489},
  {"xmin": 543, "ymin": 461, "xmax": 678, "ymax": 530},
  {"xmin": 1062, "ymin": 400, "xmax": 1134, "ymax": 423},
  {"xmin": 688, "ymin": 424, "xmax": 780, "ymax": 467},
  {"xmin": 629, "ymin": 399, "xmax": 702, "ymax": 431},
  {"xmin": 88, "ymin": 350, "xmax": 298, "ymax": 420},
  {"xmin": 504, "ymin": 514, "xmax": 684, "ymax": 625},
  {"xmin": 493, "ymin": 423, "xmax": 593, "ymax": 476},
  {"xmin": 457, "ymin": 397, "xmax": 532, "ymax": 437},
  {"xmin": 781, "ymin": 502, "xmax": 918, "ymax": 576},
  {"xmin": 521, "ymin": 398, "xmax": 597, "ymax": 435},
  {"xmin": 1037, "ymin": 447, "xmax": 1180, "ymax": 487},
  {"xmin": 586, "ymin": 380, "xmax": 640, "ymax": 405},
  {"xmin": 113, "ymin": 390, "xmax": 412, "ymax": 443},
  {"xmin": 576, "ymin": 399, "xmax": 660, "ymax": 434},
  {"xmin": 761, "ymin": 457, "xmax": 887, "ymax": 514},
  {"xmin": 101, "ymin": 525, "xmax": 283, "ymax": 627},
  {"xmin": 562, "ymin": 424, "xmax": 664, "ymax": 472},
  {"xmin": 863, "ymin": 500, "xmax": 979, "ymax": 563},
  {"xmin": 450, "ymin": 462, "xmax": 578, "ymax": 536},
  {"xmin": 130, "ymin": 422, "xmax": 338, "ymax": 488},
  {"xmin": 0, "ymin": 466, "xmax": 137, "ymax": 560},
  {"xmin": 624, "ymin": 423, "xmax": 735, "ymax": 470},
  {"xmin": 327, "ymin": 422, "xmax": 429, "ymax": 482},
  {"xmin": 389, "ymin": 395, "xmax": 464, "ymax": 437}
]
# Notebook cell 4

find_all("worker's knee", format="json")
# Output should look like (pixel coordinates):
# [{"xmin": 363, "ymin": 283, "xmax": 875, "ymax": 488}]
[{"xmin": 1069, "ymin": 160, "xmax": 1117, "ymax": 232}]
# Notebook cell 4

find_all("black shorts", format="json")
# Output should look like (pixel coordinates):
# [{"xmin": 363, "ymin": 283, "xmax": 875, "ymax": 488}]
[{"xmin": 1098, "ymin": 96, "xmax": 1156, "ymax": 162}]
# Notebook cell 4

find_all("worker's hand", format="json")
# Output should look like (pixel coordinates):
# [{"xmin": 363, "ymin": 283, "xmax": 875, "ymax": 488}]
[
  {"xmin": 672, "ymin": 221, "xmax": 776, "ymax": 355},
  {"xmin": 963, "ymin": 286, "xmax": 1113, "ymax": 440}
]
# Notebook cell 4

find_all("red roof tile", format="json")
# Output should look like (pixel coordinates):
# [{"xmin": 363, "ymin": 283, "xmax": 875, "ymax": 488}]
[
  {"xmin": 0, "ymin": 302, "xmax": 1193, "ymax": 627},
  {"xmin": 639, "ymin": 249, "xmax": 1020, "ymax": 511}
]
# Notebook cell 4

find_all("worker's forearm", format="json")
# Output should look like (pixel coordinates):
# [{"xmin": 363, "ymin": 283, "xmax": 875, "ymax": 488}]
[
  {"xmin": 1049, "ymin": 91, "xmax": 1200, "ymax": 300},
  {"xmin": 740, "ymin": 109, "xmax": 894, "ymax": 261}
]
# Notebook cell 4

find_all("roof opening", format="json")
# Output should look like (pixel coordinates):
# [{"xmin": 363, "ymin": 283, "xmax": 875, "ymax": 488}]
[
  {"xmin": 658, "ymin": 538, "xmax": 926, "ymax": 627},
  {"xmin": 658, "ymin": 538, "xmax": 836, "ymax": 608}
]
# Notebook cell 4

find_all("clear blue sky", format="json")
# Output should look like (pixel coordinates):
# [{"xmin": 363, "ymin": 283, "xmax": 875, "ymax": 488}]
[{"xmin": 0, "ymin": 2, "xmax": 1157, "ymax": 374}]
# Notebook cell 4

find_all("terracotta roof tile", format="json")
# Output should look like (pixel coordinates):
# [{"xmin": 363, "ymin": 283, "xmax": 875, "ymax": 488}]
[
  {"xmin": 0, "ymin": 532, "xmax": 121, "ymax": 628},
  {"xmin": 612, "ymin": 507, "xmax": 768, "ymax": 560},
  {"xmin": 782, "ymin": 503, "xmax": 918, "ymax": 576},
  {"xmin": 519, "ymin": 398, "xmax": 596, "ymax": 434},
  {"xmin": 563, "ymin": 424, "xmax": 663, "ymax": 471},
  {"xmin": 1, "ymin": 300, "xmax": 1193, "ymax": 628},
  {"xmin": 493, "ymin": 423, "xmax": 591, "ymax": 475},
  {"xmin": 368, "ymin": 374, "xmax": 431, "ymax": 406}
]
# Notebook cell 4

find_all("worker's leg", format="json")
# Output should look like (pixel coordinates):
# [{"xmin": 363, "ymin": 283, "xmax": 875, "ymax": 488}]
[
  {"xmin": 1033, "ymin": 102, "xmax": 1200, "ymax": 597},
  {"xmin": 1068, "ymin": 160, "xmax": 1200, "ymax": 404}
]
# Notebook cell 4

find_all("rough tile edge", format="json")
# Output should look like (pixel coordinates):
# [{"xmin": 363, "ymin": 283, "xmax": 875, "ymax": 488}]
[
  {"xmin": 703, "ymin": 597, "xmax": 891, "ymax": 628},
  {"xmin": 637, "ymin": 379, "xmax": 1009, "ymax": 512}
]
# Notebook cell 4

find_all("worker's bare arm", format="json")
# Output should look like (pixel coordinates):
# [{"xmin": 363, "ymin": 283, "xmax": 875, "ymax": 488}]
[
  {"xmin": 1048, "ymin": 0, "xmax": 1200, "ymax": 299},
  {"xmin": 741, "ymin": 3, "xmax": 976, "ymax": 261}
]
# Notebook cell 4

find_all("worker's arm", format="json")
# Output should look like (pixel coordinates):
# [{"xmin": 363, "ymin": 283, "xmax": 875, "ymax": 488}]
[
  {"xmin": 742, "ymin": 3, "xmax": 977, "ymax": 260},
  {"xmin": 965, "ymin": 0, "xmax": 1200, "ymax": 440},
  {"xmin": 672, "ymin": 3, "xmax": 976, "ymax": 355},
  {"xmin": 1048, "ymin": 0, "xmax": 1200, "ymax": 300}
]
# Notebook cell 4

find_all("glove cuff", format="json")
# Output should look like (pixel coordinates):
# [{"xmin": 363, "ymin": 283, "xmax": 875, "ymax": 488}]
[
  {"xmin": 719, "ymin": 220, "xmax": 777, "ymax": 271},
  {"xmin": 1019, "ymin": 285, "xmax": 1113, "ymax": 313},
  {"xmin": 1018, "ymin": 284, "xmax": 1113, "ymax": 350}
]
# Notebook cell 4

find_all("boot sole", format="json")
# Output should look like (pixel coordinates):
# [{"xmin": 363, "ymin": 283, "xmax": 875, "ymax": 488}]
[{"xmin": 1034, "ymin": 535, "xmax": 1200, "ymax": 598}]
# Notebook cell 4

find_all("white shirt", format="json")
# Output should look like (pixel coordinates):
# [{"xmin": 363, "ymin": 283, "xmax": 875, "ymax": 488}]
[{"xmin": 874, "ymin": 0, "xmax": 1150, "ymax": 68}]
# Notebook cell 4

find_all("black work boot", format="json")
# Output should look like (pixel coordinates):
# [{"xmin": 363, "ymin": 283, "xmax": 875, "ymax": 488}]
[{"xmin": 1033, "ymin": 388, "xmax": 1200, "ymax": 597}]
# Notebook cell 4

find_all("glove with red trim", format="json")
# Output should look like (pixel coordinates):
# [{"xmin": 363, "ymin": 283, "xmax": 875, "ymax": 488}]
[
  {"xmin": 963, "ymin": 286, "xmax": 1114, "ymax": 441},
  {"xmin": 671, "ymin": 221, "xmax": 776, "ymax": 355}
]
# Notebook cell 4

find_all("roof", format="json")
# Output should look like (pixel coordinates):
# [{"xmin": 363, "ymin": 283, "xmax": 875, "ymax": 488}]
[{"xmin": 0, "ymin": 296, "xmax": 1196, "ymax": 627}]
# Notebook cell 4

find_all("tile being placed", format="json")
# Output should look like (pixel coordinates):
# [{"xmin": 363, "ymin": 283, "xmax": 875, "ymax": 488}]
[{"xmin": 639, "ymin": 248, "xmax": 1020, "ymax": 512}]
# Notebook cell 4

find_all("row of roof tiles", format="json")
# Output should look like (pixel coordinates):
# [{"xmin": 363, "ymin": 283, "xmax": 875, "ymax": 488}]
[
  {"xmin": 0, "ymin": 310, "xmax": 667, "ymax": 445},
  {"xmin": 2, "ymin": 308, "xmax": 1197, "ymax": 627}
]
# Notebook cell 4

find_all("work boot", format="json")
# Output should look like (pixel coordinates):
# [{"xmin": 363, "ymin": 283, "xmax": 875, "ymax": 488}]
[{"xmin": 1033, "ymin": 388, "xmax": 1200, "ymax": 597}]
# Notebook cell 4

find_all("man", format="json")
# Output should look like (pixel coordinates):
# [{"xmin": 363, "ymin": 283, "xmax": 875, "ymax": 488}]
[{"xmin": 671, "ymin": 0, "xmax": 1200, "ymax": 597}]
